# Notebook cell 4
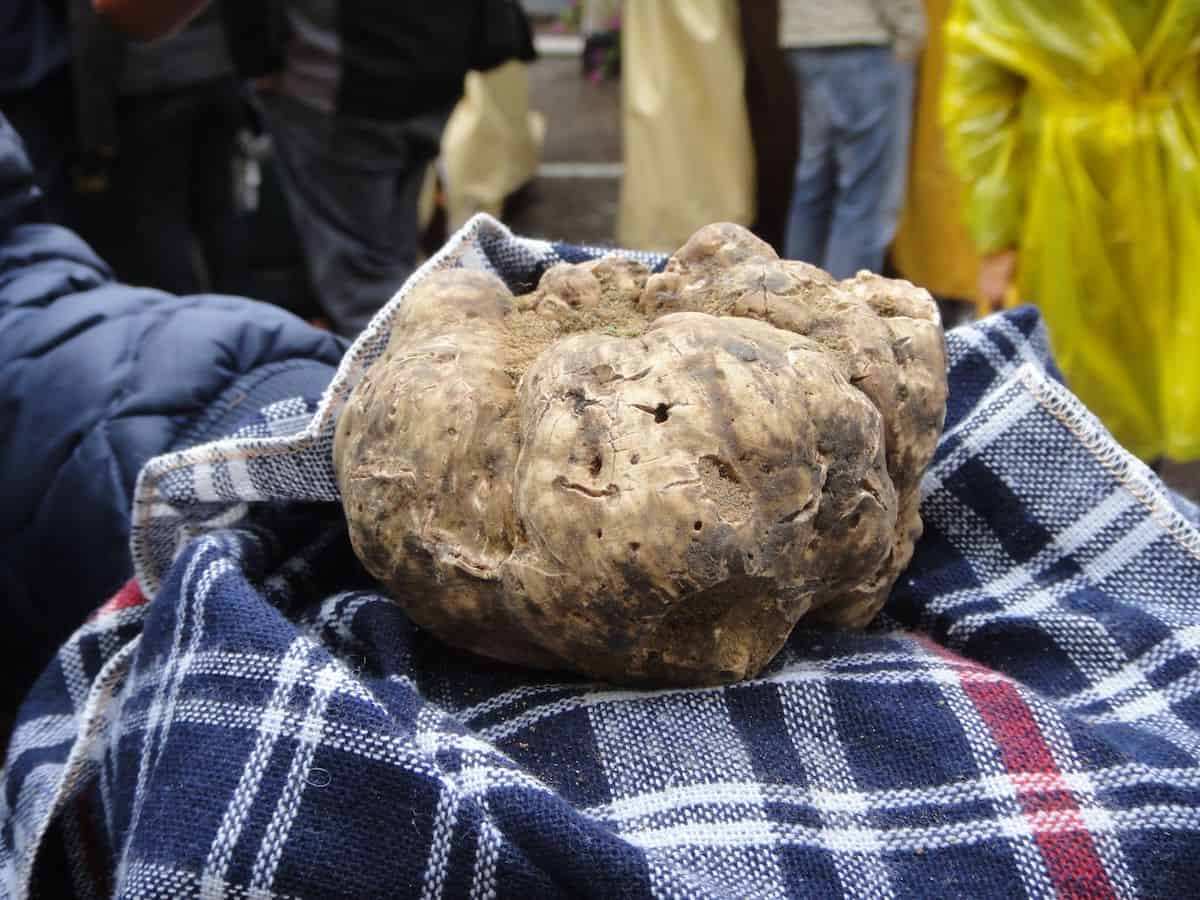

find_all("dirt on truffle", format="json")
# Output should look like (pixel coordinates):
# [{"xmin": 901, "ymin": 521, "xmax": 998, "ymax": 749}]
[
  {"xmin": 334, "ymin": 223, "xmax": 948, "ymax": 686},
  {"xmin": 698, "ymin": 456, "xmax": 755, "ymax": 524},
  {"xmin": 501, "ymin": 258, "xmax": 651, "ymax": 381}
]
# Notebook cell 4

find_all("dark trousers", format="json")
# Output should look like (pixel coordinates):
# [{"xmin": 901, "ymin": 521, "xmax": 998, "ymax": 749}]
[
  {"xmin": 112, "ymin": 77, "xmax": 250, "ymax": 295},
  {"xmin": 258, "ymin": 91, "xmax": 448, "ymax": 336}
]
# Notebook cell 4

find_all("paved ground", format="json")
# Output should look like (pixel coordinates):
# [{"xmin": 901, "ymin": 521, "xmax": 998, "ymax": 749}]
[
  {"xmin": 511, "ymin": 52, "xmax": 1200, "ymax": 503},
  {"xmin": 504, "ymin": 55, "xmax": 621, "ymax": 247}
]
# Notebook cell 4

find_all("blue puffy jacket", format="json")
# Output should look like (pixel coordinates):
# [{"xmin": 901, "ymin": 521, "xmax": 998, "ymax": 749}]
[{"xmin": 0, "ymin": 115, "xmax": 345, "ymax": 732}]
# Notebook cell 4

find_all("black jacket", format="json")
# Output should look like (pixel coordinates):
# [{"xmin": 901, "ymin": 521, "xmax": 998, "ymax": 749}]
[{"xmin": 223, "ymin": 0, "xmax": 534, "ymax": 122}]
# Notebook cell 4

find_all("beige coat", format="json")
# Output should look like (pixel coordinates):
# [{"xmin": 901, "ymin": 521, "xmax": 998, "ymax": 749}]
[{"xmin": 618, "ymin": 0, "xmax": 755, "ymax": 252}]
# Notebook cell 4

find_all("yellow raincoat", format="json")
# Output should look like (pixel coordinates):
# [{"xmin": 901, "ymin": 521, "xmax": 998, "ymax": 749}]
[
  {"xmin": 894, "ymin": 0, "xmax": 980, "ymax": 303},
  {"xmin": 942, "ymin": 0, "xmax": 1200, "ymax": 461}
]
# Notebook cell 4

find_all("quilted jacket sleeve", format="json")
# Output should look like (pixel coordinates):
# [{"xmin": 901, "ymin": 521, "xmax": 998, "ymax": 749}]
[{"xmin": 0, "ymin": 115, "xmax": 346, "ymax": 734}]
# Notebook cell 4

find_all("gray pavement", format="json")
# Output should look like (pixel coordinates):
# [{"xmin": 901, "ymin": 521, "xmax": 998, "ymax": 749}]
[
  {"xmin": 535, "ymin": 57, "xmax": 622, "ymax": 165},
  {"xmin": 505, "ymin": 55, "xmax": 621, "ymax": 246}
]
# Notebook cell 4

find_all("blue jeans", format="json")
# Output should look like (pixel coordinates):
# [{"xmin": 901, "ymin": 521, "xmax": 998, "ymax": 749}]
[{"xmin": 784, "ymin": 46, "xmax": 908, "ymax": 278}]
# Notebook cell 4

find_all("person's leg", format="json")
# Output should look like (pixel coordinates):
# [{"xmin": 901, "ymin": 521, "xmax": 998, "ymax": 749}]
[
  {"xmin": 260, "ymin": 92, "xmax": 448, "ymax": 336},
  {"xmin": 879, "ymin": 55, "xmax": 916, "ymax": 251},
  {"xmin": 822, "ymin": 46, "xmax": 898, "ymax": 279},
  {"xmin": 783, "ymin": 49, "xmax": 835, "ymax": 266},
  {"xmin": 190, "ymin": 78, "xmax": 252, "ymax": 295},
  {"xmin": 384, "ymin": 107, "xmax": 446, "ymax": 287},
  {"xmin": 112, "ymin": 90, "xmax": 202, "ymax": 293}
]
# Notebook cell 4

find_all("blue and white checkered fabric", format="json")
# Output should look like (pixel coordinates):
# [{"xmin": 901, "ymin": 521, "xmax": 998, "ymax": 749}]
[{"xmin": 4, "ymin": 216, "xmax": 1200, "ymax": 898}]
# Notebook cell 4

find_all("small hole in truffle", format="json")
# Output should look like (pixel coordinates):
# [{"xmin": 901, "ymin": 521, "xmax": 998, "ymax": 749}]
[
  {"xmin": 708, "ymin": 457, "xmax": 740, "ymax": 483},
  {"xmin": 630, "ymin": 452, "xmax": 641, "ymax": 464},
  {"xmin": 654, "ymin": 404, "xmax": 670, "ymax": 423},
  {"xmin": 630, "ymin": 542, "xmax": 641, "ymax": 552},
  {"xmin": 694, "ymin": 521, "xmax": 703, "ymax": 531},
  {"xmin": 597, "ymin": 529, "xmax": 603, "ymax": 539},
  {"xmin": 589, "ymin": 455, "xmax": 602, "ymax": 477}
]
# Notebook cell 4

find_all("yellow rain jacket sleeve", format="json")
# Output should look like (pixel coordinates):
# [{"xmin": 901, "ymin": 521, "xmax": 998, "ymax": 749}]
[
  {"xmin": 941, "ymin": 0, "xmax": 1200, "ymax": 461},
  {"xmin": 940, "ymin": 4, "xmax": 1031, "ymax": 255},
  {"xmin": 893, "ymin": 0, "xmax": 980, "ymax": 303}
]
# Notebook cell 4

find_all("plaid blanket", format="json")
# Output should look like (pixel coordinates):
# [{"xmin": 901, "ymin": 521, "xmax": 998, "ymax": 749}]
[{"xmin": 5, "ymin": 216, "xmax": 1200, "ymax": 899}]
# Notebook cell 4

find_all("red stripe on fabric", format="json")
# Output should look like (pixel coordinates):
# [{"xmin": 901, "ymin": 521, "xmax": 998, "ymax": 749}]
[
  {"xmin": 1032, "ymin": 830, "xmax": 1116, "ymax": 900},
  {"xmin": 962, "ymin": 671, "xmax": 1116, "ymax": 899},
  {"xmin": 1020, "ymin": 788, "xmax": 1078, "ymax": 815},
  {"xmin": 965, "ymin": 680, "xmax": 1057, "ymax": 773},
  {"xmin": 88, "ymin": 578, "xmax": 147, "ymax": 621},
  {"xmin": 911, "ymin": 637, "xmax": 1117, "ymax": 898}
]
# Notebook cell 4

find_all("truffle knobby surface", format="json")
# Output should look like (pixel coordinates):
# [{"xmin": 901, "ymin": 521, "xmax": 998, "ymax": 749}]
[{"xmin": 334, "ymin": 224, "xmax": 948, "ymax": 685}]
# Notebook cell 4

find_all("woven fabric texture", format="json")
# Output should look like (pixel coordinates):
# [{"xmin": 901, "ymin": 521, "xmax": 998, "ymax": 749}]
[{"xmin": 4, "ymin": 217, "xmax": 1200, "ymax": 898}]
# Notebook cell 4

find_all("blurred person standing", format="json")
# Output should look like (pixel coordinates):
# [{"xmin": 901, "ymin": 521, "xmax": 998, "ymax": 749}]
[
  {"xmin": 942, "ymin": 0, "xmax": 1200, "ymax": 463},
  {"xmin": 70, "ymin": 0, "xmax": 249, "ymax": 294},
  {"xmin": 618, "ymin": 0, "xmax": 756, "ymax": 253},
  {"xmin": 780, "ymin": 0, "xmax": 926, "ymax": 277},
  {"xmin": 224, "ymin": 1, "xmax": 515, "ymax": 337}
]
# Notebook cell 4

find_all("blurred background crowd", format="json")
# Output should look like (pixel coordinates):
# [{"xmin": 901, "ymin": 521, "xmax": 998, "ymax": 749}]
[{"xmin": 2, "ymin": 0, "xmax": 1198, "ymax": 494}]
